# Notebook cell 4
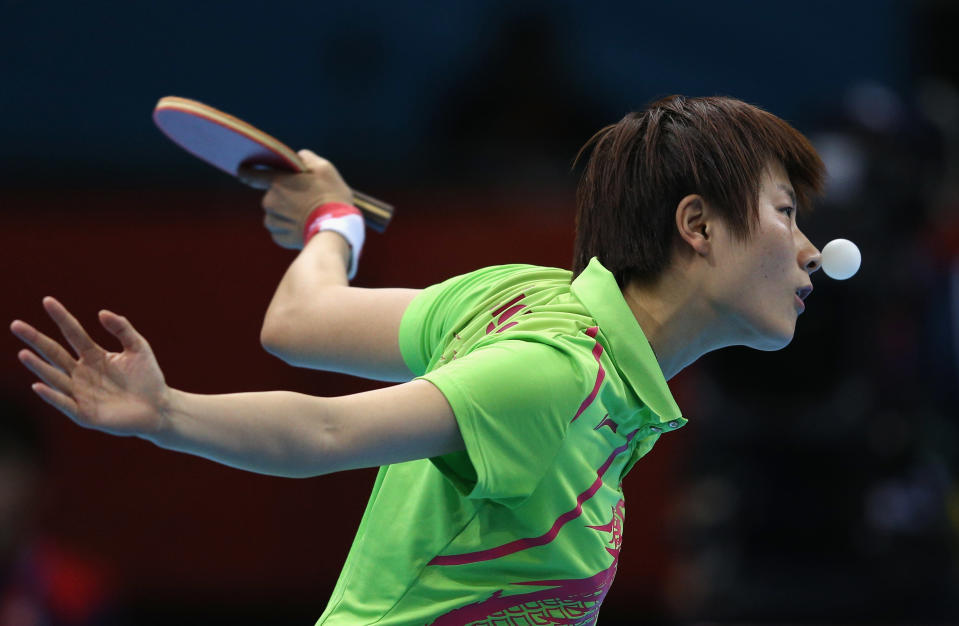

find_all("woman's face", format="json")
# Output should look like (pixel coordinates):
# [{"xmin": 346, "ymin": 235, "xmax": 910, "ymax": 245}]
[{"xmin": 708, "ymin": 162, "xmax": 822, "ymax": 351}]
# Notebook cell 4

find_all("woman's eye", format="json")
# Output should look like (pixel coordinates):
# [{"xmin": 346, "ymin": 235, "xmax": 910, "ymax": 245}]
[{"xmin": 780, "ymin": 206, "xmax": 795, "ymax": 218}]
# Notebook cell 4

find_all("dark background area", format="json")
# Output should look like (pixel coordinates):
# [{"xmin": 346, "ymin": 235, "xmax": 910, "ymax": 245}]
[{"xmin": 1, "ymin": 1, "xmax": 957, "ymax": 624}]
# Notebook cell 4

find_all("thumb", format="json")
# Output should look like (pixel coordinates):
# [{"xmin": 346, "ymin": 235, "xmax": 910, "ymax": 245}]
[
  {"xmin": 296, "ymin": 149, "xmax": 332, "ymax": 172},
  {"xmin": 98, "ymin": 310, "xmax": 148, "ymax": 352}
]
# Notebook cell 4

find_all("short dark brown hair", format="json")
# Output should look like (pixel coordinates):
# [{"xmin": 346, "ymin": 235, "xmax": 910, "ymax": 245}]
[{"xmin": 572, "ymin": 95, "xmax": 825, "ymax": 286}]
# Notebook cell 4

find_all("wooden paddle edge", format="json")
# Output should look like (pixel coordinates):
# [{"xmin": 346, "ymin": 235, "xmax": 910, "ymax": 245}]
[{"xmin": 153, "ymin": 96, "xmax": 394, "ymax": 231}]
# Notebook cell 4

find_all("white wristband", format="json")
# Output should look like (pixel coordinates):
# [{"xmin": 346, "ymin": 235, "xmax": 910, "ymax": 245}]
[{"xmin": 303, "ymin": 203, "xmax": 365, "ymax": 279}]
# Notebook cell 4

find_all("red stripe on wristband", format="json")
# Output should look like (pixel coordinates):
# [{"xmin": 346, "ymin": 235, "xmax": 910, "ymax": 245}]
[{"xmin": 302, "ymin": 202, "xmax": 361, "ymax": 244}]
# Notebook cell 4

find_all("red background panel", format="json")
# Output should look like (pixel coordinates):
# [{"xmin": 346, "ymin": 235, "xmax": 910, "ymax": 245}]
[{"xmin": 1, "ymin": 188, "xmax": 689, "ymax": 611}]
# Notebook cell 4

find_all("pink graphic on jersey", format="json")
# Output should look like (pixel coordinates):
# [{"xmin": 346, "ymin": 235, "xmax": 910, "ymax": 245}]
[
  {"xmin": 428, "ymin": 429, "xmax": 636, "ymax": 567},
  {"xmin": 571, "ymin": 327, "xmax": 604, "ymax": 423},
  {"xmin": 486, "ymin": 294, "xmax": 526, "ymax": 334},
  {"xmin": 593, "ymin": 414, "xmax": 618, "ymax": 434},
  {"xmin": 430, "ymin": 499, "xmax": 627, "ymax": 626}
]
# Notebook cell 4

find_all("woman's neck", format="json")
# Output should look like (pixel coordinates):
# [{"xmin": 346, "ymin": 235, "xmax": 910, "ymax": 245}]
[{"xmin": 621, "ymin": 267, "xmax": 727, "ymax": 380}]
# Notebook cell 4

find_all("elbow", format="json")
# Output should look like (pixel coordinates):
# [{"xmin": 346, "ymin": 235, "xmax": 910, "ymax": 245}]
[
  {"xmin": 260, "ymin": 311, "xmax": 297, "ymax": 363},
  {"xmin": 260, "ymin": 302, "xmax": 338, "ymax": 371}
]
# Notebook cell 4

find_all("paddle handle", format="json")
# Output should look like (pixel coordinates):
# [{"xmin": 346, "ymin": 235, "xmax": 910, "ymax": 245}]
[{"xmin": 351, "ymin": 190, "xmax": 394, "ymax": 234}]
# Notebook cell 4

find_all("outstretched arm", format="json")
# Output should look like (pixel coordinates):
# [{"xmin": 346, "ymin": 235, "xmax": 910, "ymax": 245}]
[{"xmin": 11, "ymin": 298, "xmax": 462, "ymax": 478}]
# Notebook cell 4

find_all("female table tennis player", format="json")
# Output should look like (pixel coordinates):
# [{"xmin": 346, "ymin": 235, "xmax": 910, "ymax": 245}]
[{"xmin": 12, "ymin": 95, "xmax": 823, "ymax": 625}]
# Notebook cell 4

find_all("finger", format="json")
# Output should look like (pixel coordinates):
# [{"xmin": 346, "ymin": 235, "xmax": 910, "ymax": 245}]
[
  {"xmin": 11, "ymin": 319, "xmax": 77, "ymax": 374},
  {"xmin": 261, "ymin": 186, "xmax": 303, "ymax": 214},
  {"xmin": 42, "ymin": 297, "xmax": 102, "ymax": 358},
  {"xmin": 98, "ymin": 310, "xmax": 147, "ymax": 353},
  {"xmin": 266, "ymin": 223, "xmax": 293, "ymax": 236},
  {"xmin": 264, "ymin": 208, "xmax": 296, "ymax": 224},
  {"xmin": 31, "ymin": 382, "xmax": 80, "ymax": 422},
  {"xmin": 263, "ymin": 213, "xmax": 294, "ymax": 235},
  {"xmin": 261, "ymin": 187, "xmax": 309, "ymax": 217},
  {"xmin": 271, "ymin": 232, "xmax": 300, "ymax": 250},
  {"xmin": 237, "ymin": 165, "xmax": 279, "ymax": 190},
  {"xmin": 18, "ymin": 348, "xmax": 73, "ymax": 394},
  {"xmin": 262, "ymin": 187, "xmax": 278, "ymax": 212}
]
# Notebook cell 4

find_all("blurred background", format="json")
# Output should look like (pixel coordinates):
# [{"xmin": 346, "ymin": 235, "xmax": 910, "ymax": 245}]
[{"xmin": 1, "ymin": 0, "xmax": 957, "ymax": 624}]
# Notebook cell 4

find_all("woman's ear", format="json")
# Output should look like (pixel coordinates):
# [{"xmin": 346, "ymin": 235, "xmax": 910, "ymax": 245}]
[{"xmin": 675, "ymin": 194, "xmax": 712, "ymax": 256}]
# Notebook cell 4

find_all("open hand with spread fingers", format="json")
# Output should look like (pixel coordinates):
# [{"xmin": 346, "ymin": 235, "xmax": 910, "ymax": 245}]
[{"xmin": 10, "ymin": 297, "xmax": 171, "ymax": 438}]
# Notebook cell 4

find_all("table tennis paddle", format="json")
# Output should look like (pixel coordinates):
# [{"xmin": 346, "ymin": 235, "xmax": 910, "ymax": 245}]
[{"xmin": 152, "ymin": 96, "xmax": 393, "ymax": 233}]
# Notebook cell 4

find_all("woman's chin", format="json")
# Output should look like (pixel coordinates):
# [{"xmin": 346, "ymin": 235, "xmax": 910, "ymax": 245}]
[{"xmin": 744, "ymin": 325, "xmax": 794, "ymax": 352}]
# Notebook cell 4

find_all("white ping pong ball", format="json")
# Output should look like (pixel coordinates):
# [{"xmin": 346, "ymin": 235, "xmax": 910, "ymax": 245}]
[{"xmin": 821, "ymin": 238, "xmax": 861, "ymax": 280}]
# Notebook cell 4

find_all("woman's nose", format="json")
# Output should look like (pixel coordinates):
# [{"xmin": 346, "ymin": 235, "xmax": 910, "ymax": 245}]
[{"xmin": 799, "ymin": 234, "xmax": 822, "ymax": 274}]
